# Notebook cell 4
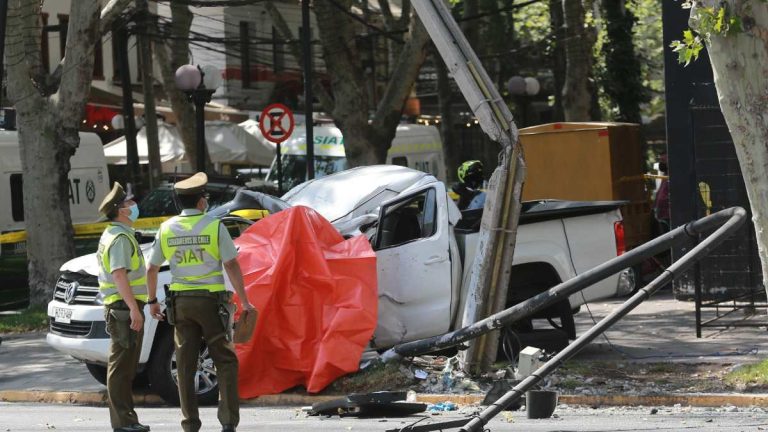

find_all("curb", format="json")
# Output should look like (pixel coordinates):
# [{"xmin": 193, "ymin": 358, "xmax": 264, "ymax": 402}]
[{"xmin": 3, "ymin": 390, "xmax": 768, "ymax": 409}]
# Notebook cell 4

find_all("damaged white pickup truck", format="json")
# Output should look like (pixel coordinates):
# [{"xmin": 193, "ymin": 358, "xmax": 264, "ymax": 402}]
[{"xmin": 47, "ymin": 165, "xmax": 630, "ymax": 404}]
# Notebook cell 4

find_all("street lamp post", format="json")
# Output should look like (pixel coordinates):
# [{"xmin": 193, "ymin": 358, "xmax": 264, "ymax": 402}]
[
  {"xmin": 507, "ymin": 75, "xmax": 540, "ymax": 127},
  {"xmin": 175, "ymin": 64, "xmax": 222, "ymax": 173}
]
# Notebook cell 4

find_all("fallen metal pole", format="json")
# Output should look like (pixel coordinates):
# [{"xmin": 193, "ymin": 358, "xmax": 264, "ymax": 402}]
[
  {"xmin": 385, "ymin": 206, "xmax": 747, "ymax": 432},
  {"xmin": 385, "ymin": 207, "xmax": 743, "ymax": 360}
]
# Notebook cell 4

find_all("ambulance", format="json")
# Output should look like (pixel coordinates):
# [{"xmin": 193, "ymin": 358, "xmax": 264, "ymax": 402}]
[
  {"xmin": 0, "ymin": 131, "xmax": 108, "ymax": 309},
  {"xmin": 0, "ymin": 131, "xmax": 108, "ymax": 232},
  {"xmin": 265, "ymin": 124, "xmax": 446, "ymax": 191}
]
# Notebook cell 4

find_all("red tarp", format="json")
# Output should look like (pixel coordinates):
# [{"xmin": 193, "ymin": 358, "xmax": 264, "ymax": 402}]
[{"xmin": 232, "ymin": 206, "xmax": 378, "ymax": 397}]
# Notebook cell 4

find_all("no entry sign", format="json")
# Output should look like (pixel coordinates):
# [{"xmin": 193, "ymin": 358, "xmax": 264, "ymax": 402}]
[{"xmin": 259, "ymin": 103, "xmax": 295, "ymax": 144}]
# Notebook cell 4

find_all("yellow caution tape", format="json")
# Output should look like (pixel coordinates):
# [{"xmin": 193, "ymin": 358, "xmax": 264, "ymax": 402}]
[
  {"xmin": 0, "ymin": 211, "xmax": 270, "ymax": 245},
  {"xmin": 231, "ymin": 209, "xmax": 270, "ymax": 220}
]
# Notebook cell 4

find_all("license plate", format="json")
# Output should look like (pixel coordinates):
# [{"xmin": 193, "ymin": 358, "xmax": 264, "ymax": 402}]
[{"xmin": 53, "ymin": 306, "xmax": 73, "ymax": 324}]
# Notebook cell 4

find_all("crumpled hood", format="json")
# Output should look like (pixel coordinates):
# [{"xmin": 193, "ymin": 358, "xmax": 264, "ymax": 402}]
[{"xmin": 59, "ymin": 243, "xmax": 156, "ymax": 275}]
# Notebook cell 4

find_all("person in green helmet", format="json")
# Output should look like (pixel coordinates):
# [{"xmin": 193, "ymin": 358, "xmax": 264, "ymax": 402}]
[{"xmin": 452, "ymin": 160, "xmax": 486, "ymax": 210}]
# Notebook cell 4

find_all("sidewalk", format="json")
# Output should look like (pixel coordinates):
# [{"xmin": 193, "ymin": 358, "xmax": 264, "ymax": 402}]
[
  {"xmin": 573, "ymin": 290, "xmax": 767, "ymax": 364},
  {"xmin": 1, "ymin": 291, "xmax": 767, "ymax": 407}
]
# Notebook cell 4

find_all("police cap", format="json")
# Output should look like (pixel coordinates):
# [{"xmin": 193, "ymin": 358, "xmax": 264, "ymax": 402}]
[
  {"xmin": 174, "ymin": 172, "xmax": 208, "ymax": 195},
  {"xmin": 98, "ymin": 182, "xmax": 128, "ymax": 217}
]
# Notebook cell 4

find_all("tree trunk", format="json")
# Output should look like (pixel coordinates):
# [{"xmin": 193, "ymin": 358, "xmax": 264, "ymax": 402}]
[
  {"xmin": 312, "ymin": 0, "xmax": 375, "ymax": 165},
  {"xmin": 549, "ymin": 0, "xmax": 566, "ymax": 122},
  {"xmin": 6, "ymin": 0, "xmax": 103, "ymax": 306},
  {"xmin": 601, "ymin": 0, "xmax": 645, "ymax": 123},
  {"xmin": 698, "ymin": 2, "xmax": 768, "ymax": 299},
  {"xmin": 155, "ymin": 2, "xmax": 199, "ymax": 167},
  {"xmin": 562, "ymin": 0, "xmax": 592, "ymax": 121},
  {"xmin": 435, "ymin": 48, "xmax": 460, "ymax": 184},
  {"xmin": 461, "ymin": 0, "xmax": 480, "ymax": 49},
  {"xmin": 312, "ymin": 0, "xmax": 430, "ymax": 167}
]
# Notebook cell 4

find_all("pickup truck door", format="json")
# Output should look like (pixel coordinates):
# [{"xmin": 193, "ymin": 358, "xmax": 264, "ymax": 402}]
[{"xmin": 372, "ymin": 182, "xmax": 452, "ymax": 347}]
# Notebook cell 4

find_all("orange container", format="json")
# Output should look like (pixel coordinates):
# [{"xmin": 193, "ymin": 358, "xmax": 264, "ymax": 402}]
[{"xmin": 519, "ymin": 122, "xmax": 650, "ymax": 249}]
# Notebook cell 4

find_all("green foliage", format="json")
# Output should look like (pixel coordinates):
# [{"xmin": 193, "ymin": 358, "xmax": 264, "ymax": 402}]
[
  {"xmin": 670, "ymin": 30, "xmax": 705, "ymax": 65},
  {"xmin": 0, "ymin": 308, "xmax": 48, "ymax": 333},
  {"xmin": 629, "ymin": 0, "xmax": 666, "ymax": 120},
  {"xmin": 671, "ymin": 2, "xmax": 744, "ymax": 66}
]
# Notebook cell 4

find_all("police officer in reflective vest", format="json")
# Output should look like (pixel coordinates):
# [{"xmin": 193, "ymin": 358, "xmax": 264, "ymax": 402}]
[
  {"xmin": 97, "ymin": 183, "xmax": 150, "ymax": 432},
  {"xmin": 146, "ymin": 172, "xmax": 254, "ymax": 432}
]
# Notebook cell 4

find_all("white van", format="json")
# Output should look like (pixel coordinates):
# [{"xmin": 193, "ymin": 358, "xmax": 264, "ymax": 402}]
[
  {"xmin": 265, "ymin": 124, "xmax": 446, "ymax": 191},
  {"xmin": 0, "ymin": 132, "xmax": 109, "ymax": 233}
]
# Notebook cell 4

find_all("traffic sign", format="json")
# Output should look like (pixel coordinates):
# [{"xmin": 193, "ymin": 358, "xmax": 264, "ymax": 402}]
[{"xmin": 259, "ymin": 103, "xmax": 295, "ymax": 144}]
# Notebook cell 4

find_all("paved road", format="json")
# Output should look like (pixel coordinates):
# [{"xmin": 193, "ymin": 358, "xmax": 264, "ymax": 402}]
[
  {"xmin": 1, "ymin": 291, "xmax": 766, "ymax": 395},
  {"xmin": 1, "ymin": 403, "xmax": 767, "ymax": 431}
]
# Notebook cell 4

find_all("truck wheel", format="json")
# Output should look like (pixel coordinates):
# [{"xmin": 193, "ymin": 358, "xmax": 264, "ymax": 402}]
[
  {"xmin": 85, "ymin": 363, "xmax": 107, "ymax": 385},
  {"xmin": 147, "ymin": 326, "xmax": 219, "ymax": 406}
]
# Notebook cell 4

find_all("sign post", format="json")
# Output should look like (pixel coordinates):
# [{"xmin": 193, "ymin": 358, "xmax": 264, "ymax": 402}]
[{"xmin": 259, "ymin": 103, "xmax": 296, "ymax": 194}]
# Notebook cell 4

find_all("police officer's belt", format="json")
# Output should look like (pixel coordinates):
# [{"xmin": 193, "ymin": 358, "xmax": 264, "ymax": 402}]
[
  {"xmin": 172, "ymin": 289, "xmax": 222, "ymax": 298},
  {"xmin": 107, "ymin": 300, "xmax": 146, "ymax": 310}
]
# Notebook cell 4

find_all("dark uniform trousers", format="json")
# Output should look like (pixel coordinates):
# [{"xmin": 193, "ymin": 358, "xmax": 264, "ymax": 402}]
[
  {"xmin": 105, "ymin": 302, "xmax": 145, "ymax": 429},
  {"xmin": 173, "ymin": 292, "xmax": 239, "ymax": 432}
]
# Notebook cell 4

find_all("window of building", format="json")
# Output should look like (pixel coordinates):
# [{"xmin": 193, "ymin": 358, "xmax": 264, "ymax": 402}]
[
  {"xmin": 93, "ymin": 37, "xmax": 104, "ymax": 79},
  {"xmin": 10, "ymin": 174, "xmax": 23, "ymax": 222}
]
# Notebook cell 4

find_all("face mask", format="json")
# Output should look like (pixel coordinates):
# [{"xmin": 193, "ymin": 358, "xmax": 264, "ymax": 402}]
[{"xmin": 127, "ymin": 204, "xmax": 140, "ymax": 222}]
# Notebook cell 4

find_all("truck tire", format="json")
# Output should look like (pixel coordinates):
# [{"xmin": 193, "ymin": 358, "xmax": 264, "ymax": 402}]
[
  {"xmin": 498, "ymin": 263, "xmax": 575, "ymax": 361},
  {"xmin": 147, "ymin": 326, "xmax": 219, "ymax": 406},
  {"xmin": 85, "ymin": 363, "xmax": 149, "ymax": 389},
  {"xmin": 85, "ymin": 363, "xmax": 107, "ymax": 385}
]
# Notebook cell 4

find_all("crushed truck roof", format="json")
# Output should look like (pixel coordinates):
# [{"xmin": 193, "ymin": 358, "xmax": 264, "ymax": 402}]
[{"xmin": 282, "ymin": 165, "xmax": 437, "ymax": 223}]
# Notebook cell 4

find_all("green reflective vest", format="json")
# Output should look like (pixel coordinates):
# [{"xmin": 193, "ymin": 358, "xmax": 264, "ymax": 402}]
[
  {"xmin": 159, "ymin": 214, "xmax": 225, "ymax": 292},
  {"xmin": 97, "ymin": 224, "xmax": 148, "ymax": 305}
]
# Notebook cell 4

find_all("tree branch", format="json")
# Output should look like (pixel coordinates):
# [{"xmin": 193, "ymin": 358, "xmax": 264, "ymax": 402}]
[
  {"xmin": 5, "ymin": 0, "xmax": 43, "ymax": 108},
  {"xmin": 46, "ymin": 0, "xmax": 132, "ymax": 97},
  {"xmin": 19, "ymin": 0, "xmax": 45, "ymax": 93},
  {"xmin": 371, "ymin": 12, "xmax": 429, "ymax": 129},
  {"xmin": 100, "ymin": 0, "xmax": 133, "ymax": 34},
  {"xmin": 170, "ymin": 0, "xmax": 193, "ymax": 68},
  {"xmin": 398, "ymin": 0, "xmax": 411, "ymax": 29},
  {"xmin": 264, "ymin": 0, "xmax": 335, "ymax": 114},
  {"xmin": 379, "ymin": 0, "xmax": 397, "ymax": 30},
  {"xmin": 55, "ymin": 0, "xmax": 101, "ymax": 142}
]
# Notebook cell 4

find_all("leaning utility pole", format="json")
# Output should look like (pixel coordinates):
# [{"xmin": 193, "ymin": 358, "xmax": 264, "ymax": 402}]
[
  {"xmin": 411, "ymin": 0, "xmax": 526, "ymax": 375},
  {"xmin": 137, "ymin": 0, "xmax": 162, "ymax": 189}
]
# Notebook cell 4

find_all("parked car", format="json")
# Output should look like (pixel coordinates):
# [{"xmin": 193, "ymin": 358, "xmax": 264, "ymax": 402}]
[
  {"xmin": 138, "ymin": 175, "xmax": 247, "ymax": 217},
  {"xmin": 47, "ymin": 165, "xmax": 629, "ymax": 404}
]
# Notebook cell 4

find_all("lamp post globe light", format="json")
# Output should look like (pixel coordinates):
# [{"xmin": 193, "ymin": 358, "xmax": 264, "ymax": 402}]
[
  {"xmin": 506, "ymin": 75, "xmax": 540, "ymax": 126},
  {"xmin": 175, "ymin": 64, "xmax": 221, "ymax": 172}
]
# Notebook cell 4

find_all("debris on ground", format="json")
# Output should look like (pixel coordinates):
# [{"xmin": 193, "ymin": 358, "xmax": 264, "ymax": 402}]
[
  {"xmin": 427, "ymin": 402, "xmax": 458, "ymax": 412},
  {"xmin": 310, "ymin": 391, "xmax": 427, "ymax": 417},
  {"xmin": 321, "ymin": 353, "xmax": 762, "ymax": 401}
]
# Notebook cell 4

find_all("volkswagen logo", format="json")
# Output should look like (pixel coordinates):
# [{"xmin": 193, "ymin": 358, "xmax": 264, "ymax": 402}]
[{"xmin": 65, "ymin": 282, "xmax": 79, "ymax": 304}]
